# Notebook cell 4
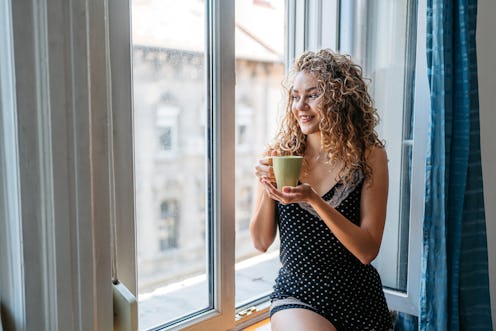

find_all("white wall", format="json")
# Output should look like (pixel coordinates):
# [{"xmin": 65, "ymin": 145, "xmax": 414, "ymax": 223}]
[{"xmin": 477, "ymin": 0, "xmax": 496, "ymax": 329}]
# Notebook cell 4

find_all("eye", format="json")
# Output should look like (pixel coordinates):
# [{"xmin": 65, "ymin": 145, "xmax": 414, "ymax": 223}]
[
  {"xmin": 291, "ymin": 95, "xmax": 300, "ymax": 101},
  {"xmin": 309, "ymin": 93, "xmax": 320, "ymax": 99}
]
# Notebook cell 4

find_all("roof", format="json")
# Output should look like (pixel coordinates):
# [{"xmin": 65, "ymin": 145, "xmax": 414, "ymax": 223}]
[{"xmin": 132, "ymin": 0, "xmax": 285, "ymax": 62}]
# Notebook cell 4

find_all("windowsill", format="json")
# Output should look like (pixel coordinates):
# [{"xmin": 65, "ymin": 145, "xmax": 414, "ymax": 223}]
[
  {"xmin": 241, "ymin": 319, "xmax": 271, "ymax": 331},
  {"xmin": 138, "ymin": 251, "xmax": 280, "ymax": 330}
]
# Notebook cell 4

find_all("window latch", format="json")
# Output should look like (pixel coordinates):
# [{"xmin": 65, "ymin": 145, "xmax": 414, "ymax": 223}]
[{"xmin": 235, "ymin": 306, "xmax": 257, "ymax": 320}]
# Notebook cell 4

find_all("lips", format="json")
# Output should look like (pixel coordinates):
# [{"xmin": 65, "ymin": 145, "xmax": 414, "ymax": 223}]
[{"xmin": 299, "ymin": 115, "xmax": 315, "ymax": 123}]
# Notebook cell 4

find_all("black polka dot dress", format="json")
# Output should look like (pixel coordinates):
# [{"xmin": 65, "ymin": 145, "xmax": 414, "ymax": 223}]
[{"xmin": 270, "ymin": 178, "xmax": 393, "ymax": 331}]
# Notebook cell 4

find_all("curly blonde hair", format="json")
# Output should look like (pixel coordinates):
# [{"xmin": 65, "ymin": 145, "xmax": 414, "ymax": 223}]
[{"xmin": 267, "ymin": 49, "xmax": 384, "ymax": 182}]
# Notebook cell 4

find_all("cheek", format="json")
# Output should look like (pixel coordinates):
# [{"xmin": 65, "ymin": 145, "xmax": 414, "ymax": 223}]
[{"xmin": 312, "ymin": 110, "xmax": 322, "ymax": 123}]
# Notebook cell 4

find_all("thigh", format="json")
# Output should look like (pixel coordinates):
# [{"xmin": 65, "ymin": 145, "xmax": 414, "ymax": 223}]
[{"xmin": 270, "ymin": 308, "xmax": 337, "ymax": 331}]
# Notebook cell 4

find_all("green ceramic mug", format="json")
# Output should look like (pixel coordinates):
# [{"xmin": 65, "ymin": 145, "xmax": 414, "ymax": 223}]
[{"xmin": 271, "ymin": 156, "xmax": 303, "ymax": 190}]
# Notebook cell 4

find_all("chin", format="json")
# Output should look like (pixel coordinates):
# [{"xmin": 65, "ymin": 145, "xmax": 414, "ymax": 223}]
[{"xmin": 299, "ymin": 125, "xmax": 320, "ymax": 135}]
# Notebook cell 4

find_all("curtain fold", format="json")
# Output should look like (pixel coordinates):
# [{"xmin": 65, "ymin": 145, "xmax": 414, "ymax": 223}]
[
  {"xmin": 395, "ymin": 0, "xmax": 492, "ymax": 330},
  {"xmin": 418, "ymin": 0, "xmax": 493, "ymax": 330}
]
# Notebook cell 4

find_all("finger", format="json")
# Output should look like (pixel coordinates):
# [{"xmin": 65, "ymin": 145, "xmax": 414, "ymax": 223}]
[
  {"xmin": 262, "ymin": 184, "xmax": 279, "ymax": 201},
  {"xmin": 254, "ymin": 161, "xmax": 271, "ymax": 179},
  {"xmin": 259, "ymin": 156, "xmax": 272, "ymax": 166},
  {"xmin": 282, "ymin": 186, "xmax": 296, "ymax": 194},
  {"xmin": 270, "ymin": 187, "xmax": 288, "ymax": 203},
  {"xmin": 258, "ymin": 167, "xmax": 273, "ymax": 181},
  {"xmin": 256, "ymin": 160, "xmax": 273, "ymax": 176},
  {"xmin": 281, "ymin": 185, "xmax": 312, "ymax": 203},
  {"xmin": 262, "ymin": 178, "xmax": 275, "ymax": 190},
  {"xmin": 254, "ymin": 167, "xmax": 264, "ymax": 180},
  {"xmin": 262, "ymin": 179, "xmax": 279, "ymax": 195}
]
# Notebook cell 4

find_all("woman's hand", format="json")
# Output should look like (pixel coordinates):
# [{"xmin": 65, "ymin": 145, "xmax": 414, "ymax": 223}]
[
  {"xmin": 261, "ymin": 179, "xmax": 318, "ymax": 205},
  {"xmin": 254, "ymin": 156, "xmax": 276, "ymax": 184}
]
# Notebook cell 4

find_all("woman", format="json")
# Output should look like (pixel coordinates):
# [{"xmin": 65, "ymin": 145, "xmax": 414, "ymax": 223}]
[{"xmin": 249, "ymin": 49, "xmax": 393, "ymax": 331}]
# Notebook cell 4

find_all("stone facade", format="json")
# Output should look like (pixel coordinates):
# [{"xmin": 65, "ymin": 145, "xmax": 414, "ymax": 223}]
[{"xmin": 133, "ymin": 46, "xmax": 284, "ymax": 292}]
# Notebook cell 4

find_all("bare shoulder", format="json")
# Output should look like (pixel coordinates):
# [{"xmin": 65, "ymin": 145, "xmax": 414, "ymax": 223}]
[
  {"xmin": 366, "ymin": 145, "xmax": 388, "ymax": 167},
  {"xmin": 364, "ymin": 146, "xmax": 388, "ymax": 186}
]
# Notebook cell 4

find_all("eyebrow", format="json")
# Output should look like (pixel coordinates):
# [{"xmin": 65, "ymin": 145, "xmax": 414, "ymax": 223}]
[{"xmin": 292, "ymin": 86, "xmax": 318, "ymax": 93}]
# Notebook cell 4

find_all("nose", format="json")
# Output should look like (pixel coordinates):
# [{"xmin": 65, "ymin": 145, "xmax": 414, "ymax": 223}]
[{"xmin": 294, "ymin": 97, "xmax": 308, "ymax": 110}]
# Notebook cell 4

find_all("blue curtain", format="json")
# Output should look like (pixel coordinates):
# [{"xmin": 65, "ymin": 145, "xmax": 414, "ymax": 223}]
[
  {"xmin": 414, "ymin": 0, "xmax": 493, "ymax": 330},
  {"xmin": 395, "ymin": 0, "xmax": 492, "ymax": 330}
]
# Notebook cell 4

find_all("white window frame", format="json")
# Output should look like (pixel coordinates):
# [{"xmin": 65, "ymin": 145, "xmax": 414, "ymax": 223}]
[
  {"xmin": 380, "ymin": 0, "xmax": 428, "ymax": 316},
  {"xmin": 286, "ymin": 0, "xmax": 339, "ymax": 64},
  {"xmin": 118, "ymin": 0, "xmax": 237, "ymax": 330},
  {"xmin": 0, "ymin": 1, "xmax": 24, "ymax": 330}
]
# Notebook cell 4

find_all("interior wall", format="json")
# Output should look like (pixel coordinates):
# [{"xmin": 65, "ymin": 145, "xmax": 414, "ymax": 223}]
[{"xmin": 476, "ymin": 0, "xmax": 496, "ymax": 329}]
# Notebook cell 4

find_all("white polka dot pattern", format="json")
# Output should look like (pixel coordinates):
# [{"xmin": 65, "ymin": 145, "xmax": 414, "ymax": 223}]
[{"xmin": 270, "ymin": 180, "xmax": 393, "ymax": 331}]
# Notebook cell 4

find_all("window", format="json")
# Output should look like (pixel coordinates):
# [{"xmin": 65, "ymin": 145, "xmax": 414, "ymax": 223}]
[
  {"xmin": 1, "ymin": 0, "xmax": 429, "ymax": 329},
  {"xmin": 233, "ymin": 0, "xmax": 285, "ymax": 317},
  {"xmin": 131, "ymin": 0, "xmax": 424, "ymax": 329},
  {"xmin": 237, "ymin": 124, "xmax": 247, "ymax": 146},
  {"xmin": 235, "ymin": 105, "xmax": 253, "ymax": 149},
  {"xmin": 131, "ymin": 0, "xmax": 236, "ymax": 330},
  {"xmin": 156, "ymin": 105, "xmax": 179, "ymax": 155},
  {"xmin": 158, "ymin": 127, "xmax": 173, "ymax": 151},
  {"xmin": 158, "ymin": 200, "xmax": 179, "ymax": 250},
  {"xmin": 339, "ymin": 0, "xmax": 417, "ymax": 291},
  {"xmin": 131, "ymin": 0, "xmax": 287, "ymax": 329},
  {"xmin": 160, "ymin": 200, "xmax": 175, "ymax": 219},
  {"xmin": 336, "ymin": 0, "xmax": 425, "ymax": 314},
  {"xmin": 133, "ymin": 0, "xmax": 208, "ymax": 328}
]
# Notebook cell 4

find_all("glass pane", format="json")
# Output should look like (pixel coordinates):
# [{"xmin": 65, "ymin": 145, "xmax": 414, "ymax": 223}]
[
  {"xmin": 234, "ymin": 0, "xmax": 285, "ymax": 307},
  {"xmin": 131, "ymin": 0, "xmax": 210, "ymax": 329},
  {"xmin": 340, "ymin": 0, "xmax": 413, "ymax": 292}
]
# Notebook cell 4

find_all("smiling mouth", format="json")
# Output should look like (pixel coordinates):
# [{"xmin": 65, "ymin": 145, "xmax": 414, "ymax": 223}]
[{"xmin": 299, "ymin": 115, "xmax": 315, "ymax": 123}]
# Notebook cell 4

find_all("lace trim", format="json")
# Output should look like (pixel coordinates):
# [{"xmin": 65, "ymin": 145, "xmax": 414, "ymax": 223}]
[
  {"xmin": 270, "ymin": 297, "xmax": 317, "ymax": 312},
  {"xmin": 297, "ymin": 170, "xmax": 364, "ymax": 217}
]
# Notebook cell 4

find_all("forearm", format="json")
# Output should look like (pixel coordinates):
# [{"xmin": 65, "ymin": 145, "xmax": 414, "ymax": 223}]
[
  {"xmin": 309, "ymin": 195, "xmax": 381, "ymax": 264},
  {"xmin": 249, "ymin": 184, "xmax": 277, "ymax": 252}
]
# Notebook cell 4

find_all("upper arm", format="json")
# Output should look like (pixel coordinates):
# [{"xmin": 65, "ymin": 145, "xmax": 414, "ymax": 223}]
[{"xmin": 359, "ymin": 146, "xmax": 389, "ymax": 251}]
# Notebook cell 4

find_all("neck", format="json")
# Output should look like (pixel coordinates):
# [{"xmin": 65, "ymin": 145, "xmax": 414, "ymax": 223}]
[{"xmin": 305, "ymin": 133, "xmax": 322, "ymax": 156}]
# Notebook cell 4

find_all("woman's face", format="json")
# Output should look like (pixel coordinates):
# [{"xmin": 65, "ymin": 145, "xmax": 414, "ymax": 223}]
[{"xmin": 291, "ymin": 71, "xmax": 322, "ymax": 135}]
